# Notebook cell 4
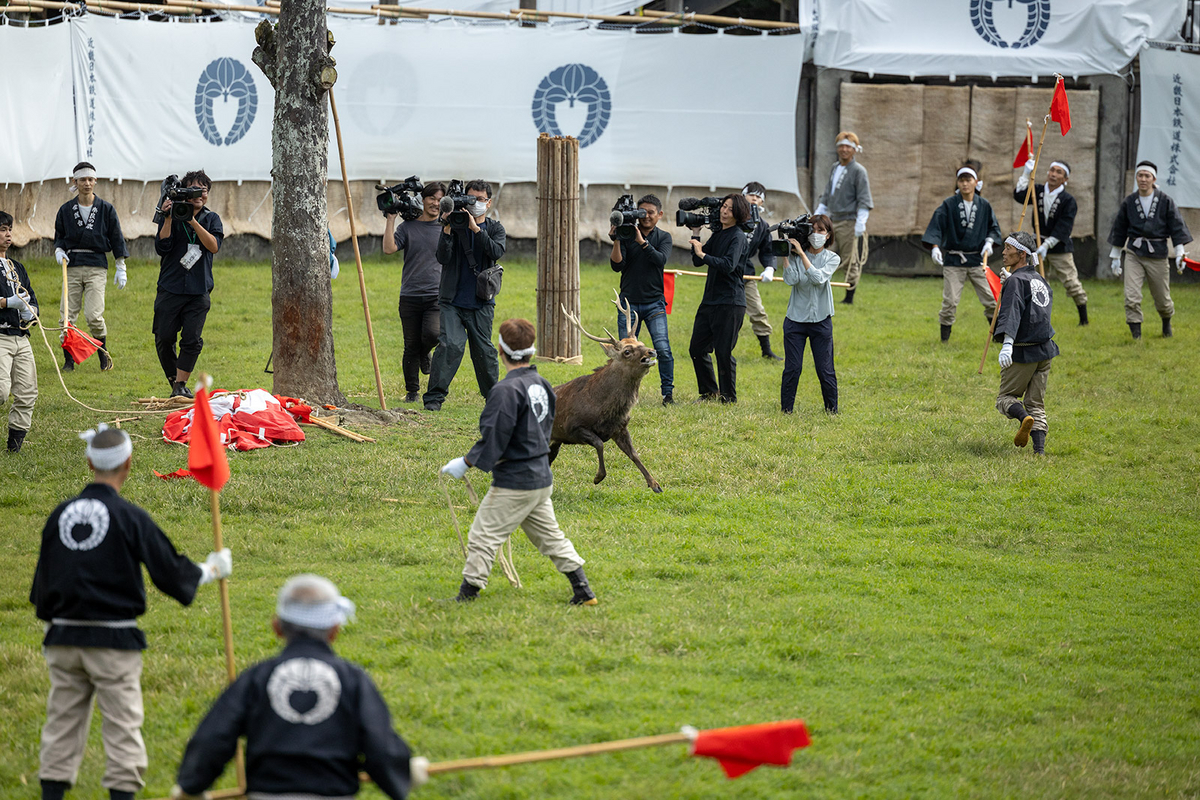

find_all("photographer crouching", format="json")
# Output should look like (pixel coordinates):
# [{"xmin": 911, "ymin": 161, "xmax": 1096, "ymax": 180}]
[
  {"xmin": 153, "ymin": 171, "xmax": 223, "ymax": 399},
  {"xmin": 423, "ymin": 180, "xmax": 505, "ymax": 412}
]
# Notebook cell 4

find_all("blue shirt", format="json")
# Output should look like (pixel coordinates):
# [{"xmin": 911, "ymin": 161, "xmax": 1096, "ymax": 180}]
[{"xmin": 783, "ymin": 248, "xmax": 840, "ymax": 323}]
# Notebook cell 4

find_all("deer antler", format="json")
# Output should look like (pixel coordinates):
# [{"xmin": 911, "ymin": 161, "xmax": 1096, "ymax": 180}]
[
  {"xmin": 610, "ymin": 290, "xmax": 638, "ymax": 339},
  {"xmin": 561, "ymin": 304, "xmax": 618, "ymax": 346}
]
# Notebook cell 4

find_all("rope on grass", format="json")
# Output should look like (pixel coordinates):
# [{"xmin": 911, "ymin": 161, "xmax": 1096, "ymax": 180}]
[{"xmin": 438, "ymin": 470, "xmax": 521, "ymax": 588}]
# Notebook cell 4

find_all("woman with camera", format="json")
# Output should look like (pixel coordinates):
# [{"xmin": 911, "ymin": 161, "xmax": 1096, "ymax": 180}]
[
  {"xmin": 687, "ymin": 194, "xmax": 748, "ymax": 403},
  {"xmin": 780, "ymin": 214, "xmax": 840, "ymax": 415}
]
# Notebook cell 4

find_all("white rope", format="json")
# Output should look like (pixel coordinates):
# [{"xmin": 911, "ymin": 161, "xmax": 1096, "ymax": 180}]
[{"xmin": 437, "ymin": 470, "xmax": 521, "ymax": 589}]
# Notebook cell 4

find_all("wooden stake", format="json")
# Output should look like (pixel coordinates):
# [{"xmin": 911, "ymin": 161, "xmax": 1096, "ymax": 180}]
[
  {"xmin": 209, "ymin": 488, "xmax": 247, "ymax": 792},
  {"xmin": 60, "ymin": 256, "xmax": 69, "ymax": 330},
  {"xmin": 329, "ymin": 88, "xmax": 387, "ymax": 410}
]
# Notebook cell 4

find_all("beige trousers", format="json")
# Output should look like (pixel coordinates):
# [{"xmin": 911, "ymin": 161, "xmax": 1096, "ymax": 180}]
[
  {"xmin": 60, "ymin": 266, "xmax": 108, "ymax": 338},
  {"xmin": 743, "ymin": 279, "xmax": 772, "ymax": 338},
  {"xmin": 830, "ymin": 219, "xmax": 863, "ymax": 288},
  {"xmin": 996, "ymin": 359, "xmax": 1052, "ymax": 433},
  {"xmin": 940, "ymin": 267, "xmax": 997, "ymax": 326},
  {"xmin": 463, "ymin": 484, "xmax": 584, "ymax": 589},
  {"xmin": 0, "ymin": 334, "xmax": 37, "ymax": 430},
  {"xmin": 1123, "ymin": 253, "xmax": 1174, "ymax": 323},
  {"xmin": 40, "ymin": 646, "xmax": 147, "ymax": 792},
  {"xmin": 1042, "ymin": 251, "xmax": 1087, "ymax": 306}
]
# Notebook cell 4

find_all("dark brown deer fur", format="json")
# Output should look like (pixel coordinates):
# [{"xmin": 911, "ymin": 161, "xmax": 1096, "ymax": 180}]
[{"xmin": 550, "ymin": 294, "xmax": 662, "ymax": 493}]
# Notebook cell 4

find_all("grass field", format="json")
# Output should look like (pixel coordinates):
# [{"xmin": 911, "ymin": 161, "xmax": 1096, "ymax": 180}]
[{"xmin": 2, "ymin": 252, "xmax": 1198, "ymax": 799}]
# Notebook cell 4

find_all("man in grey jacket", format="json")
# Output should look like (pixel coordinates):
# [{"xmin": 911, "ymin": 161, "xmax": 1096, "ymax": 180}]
[{"xmin": 815, "ymin": 131, "xmax": 873, "ymax": 305}]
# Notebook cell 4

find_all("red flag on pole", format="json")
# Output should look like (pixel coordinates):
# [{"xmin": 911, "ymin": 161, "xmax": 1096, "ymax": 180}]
[
  {"xmin": 984, "ymin": 266, "xmax": 1003, "ymax": 302},
  {"xmin": 1012, "ymin": 126, "xmax": 1034, "ymax": 168},
  {"xmin": 61, "ymin": 324, "xmax": 102, "ymax": 363},
  {"xmin": 1183, "ymin": 257, "xmax": 1200, "ymax": 272},
  {"xmin": 188, "ymin": 385, "xmax": 230, "ymax": 491},
  {"xmin": 663, "ymin": 271, "xmax": 675, "ymax": 315},
  {"xmin": 691, "ymin": 720, "xmax": 811, "ymax": 778},
  {"xmin": 1050, "ymin": 77, "xmax": 1071, "ymax": 135}
]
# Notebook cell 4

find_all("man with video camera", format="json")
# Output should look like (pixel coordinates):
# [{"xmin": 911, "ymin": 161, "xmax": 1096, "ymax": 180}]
[
  {"xmin": 153, "ymin": 170, "xmax": 223, "ymax": 399},
  {"xmin": 609, "ymin": 194, "xmax": 675, "ymax": 405},
  {"xmin": 382, "ymin": 180, "xmax": 446, "ymax": 403},
  {"xmin": 423, "ymin": 180, "xmax": 505, "ymax": 412}
]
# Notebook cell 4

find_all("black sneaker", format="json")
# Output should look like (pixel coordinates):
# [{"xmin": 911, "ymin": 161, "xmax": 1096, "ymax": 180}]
[
  {"xmin": 455, "ymin": 580, "xmax": 480, "ymax": 603},
  {"xmin": 404, "ymin": 392, "xmax": 419, "ymax": 403},
  {"xmin": 424, "ymin": 401, "xmax": 442, "ymax": 412},
  {"xmin": 170, "ymin": 382, "xmax": 194, "ymax": 399},
  {"xmin": 662, "ymin": 394, "xmax": 674, "ymax": 406},
  {"xmin": 62, "ymin": 352, "xmax": 75, "ymax": 372}
]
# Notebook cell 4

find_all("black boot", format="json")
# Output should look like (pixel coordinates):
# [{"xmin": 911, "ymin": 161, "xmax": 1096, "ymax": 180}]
[
  {"xmin": 1163, "ymin": 317, "xmax": 1173, "ymax": 338},
  {"xmin": 97, "ymin": 336, "xmax": 113, "ymax": 371},
  {"xmin": 7, "ymin": 427, "xmax": 28, "ymax": 453},
  {"xmin": 1006, "ymin": 402, "xmax": 1034, "ymax": 448},
  {"xmin": 1031, "ymin": 430, "xmax": 1046, "ymax": 455},
  {"xmin": 41, "ymin": 780, "xmax": 69, "ymax": 800},
  {"xmin": 110, "ymin": 791, "xmax": 135, "ymax": 800},
  {"xmin": 1006, "ymin": 402, "xmax": 1029, "ymax": 421},
  {"xmin": 455, "ymin": 579, "xmax": 480, "ymax": 603},
  {"xmin": 1077, "ymin": 303, "xmax": 1088, "ymax": 326},
  {"xmin": 940, "ymin": 324, "xmax": 952, "ymax": 342},
  {"xmin": 841, "ymin": 288, "xmax": 856, "ymax": 305},
  {"xmin": 1129, "ymin": 322, "xmax": 1142, "ymax": 339},
  {"xmin": 757, "ymin": 335, "xmax": 783, "ymax": 361},
  {"xmin": 565, "ymin": 567, "xmax": 598, "ymax": 606},
  {"xmin": 62, "ymin": 350, "xmax": 74, "ymax": 372}
]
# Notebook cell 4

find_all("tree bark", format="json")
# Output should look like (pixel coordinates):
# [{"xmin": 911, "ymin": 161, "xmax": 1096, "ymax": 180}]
[{"xmin": 253, "ymin": 9, "xmax": 346, "ymax": 405}]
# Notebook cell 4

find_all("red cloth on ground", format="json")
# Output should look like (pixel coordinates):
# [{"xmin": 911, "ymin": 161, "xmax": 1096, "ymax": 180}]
[
  {"xmin": 162, "ymin": 389, "xmax": 306, "ymax": 453},
  {"xmin": 692, "ymin": 720, "xmax": 811, "ymax": 778}
]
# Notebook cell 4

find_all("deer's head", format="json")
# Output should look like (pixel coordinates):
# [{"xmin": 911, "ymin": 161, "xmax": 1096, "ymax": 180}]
[{"xmin": 563, "ymin": 291, "xmax": 657, "ymax": 372}]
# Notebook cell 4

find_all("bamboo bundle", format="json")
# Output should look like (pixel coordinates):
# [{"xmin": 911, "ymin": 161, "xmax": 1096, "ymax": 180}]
[{"xmin": 536, "ymin": 134, "xmax": 582, "ymax": 364}]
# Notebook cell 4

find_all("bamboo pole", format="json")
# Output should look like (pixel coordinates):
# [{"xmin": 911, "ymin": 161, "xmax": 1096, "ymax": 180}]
[
  {"xmin": 208, "ymin": 488, "xmax": 247, "ymax": 793},
  {"xmin": 977, "ymin": 256, "xmax": 1000, "ymax": 375},
  {"xmin": 511, "ymin": 6, "xmax": 799, "ymax": 29},
  {"xmin": 1016, "ymin": 117, "xmax": 1049, "ymax": 239},
  {"xmin": 60, "ymin": 256, "xmax": 68, "ymax": 330},
  {"xmin": 329, "ymin": 88, "xmax": 387, "ymax": 410},
  {"xmin": 667, "ymin": 268, "xmax": 850, "ymax": 288},
  {"xmin": 637, "ymin": 7, "xmax": 799, "ymax": 29}
]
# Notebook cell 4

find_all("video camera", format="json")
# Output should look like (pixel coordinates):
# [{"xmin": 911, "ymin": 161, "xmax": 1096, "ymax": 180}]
[
  {"xmin": 439, "ymin": 179, "xmax": 477, "ymax": 232},
  {"xmin": 609, "ymin": 194, "xmax": 648, "ymax": 241},
  {"xmin": 674, "ymin": 196, "xmax": 723, "ymax": 231},
  {"xmin": 769, "ymin": 215, "xmax": 814, "ymax": 258},
  {"xmin": 153, "ymin": 175, "xmax": 205, "ymax": 224},
  {"xmin": 375, "ymin": 175, "xmax": 425, "ymax": 221}
]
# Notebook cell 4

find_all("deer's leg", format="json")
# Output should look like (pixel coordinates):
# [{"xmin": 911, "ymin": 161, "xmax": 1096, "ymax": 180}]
[
  {"xmin": 570, "ymin": 428, "xmax": 608, "ymax": 485},
  {"xmin": 548, "ymin": 440, "xmax": 562, "ymax": 465},
  {"xmin": 611, "ymin": 426, "xmax": 661, "ymax": 493}
]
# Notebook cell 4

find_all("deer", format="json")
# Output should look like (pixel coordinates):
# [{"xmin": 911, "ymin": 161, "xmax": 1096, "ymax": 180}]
[{"xmin": 550, "ymin": 291, "xmax": 662, "ymax": 493}]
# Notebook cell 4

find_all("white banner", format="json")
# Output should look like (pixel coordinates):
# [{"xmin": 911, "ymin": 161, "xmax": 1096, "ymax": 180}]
[
  {"xmin": 813, "ymin": 0, "xmax": 1185, "ymax": 79},
  {"xmin": 0, "ymin": 24, "xmax": 77, "ymax": 184},
  {"xmin": 66, "ymin": 16, "xmax": 802, "ymax": 194},
  {"xmin": 1138, "ymin": 47, "xmax": 1200, "ymax": 209}
]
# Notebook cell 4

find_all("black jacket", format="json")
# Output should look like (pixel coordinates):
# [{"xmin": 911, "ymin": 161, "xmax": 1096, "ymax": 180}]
[
  {"xmin": 611, "ymin": 227, "xmax": 673, "ymax": 304},
  {"xmin": 740, "ymin": 217, "xmax": 776, "ymax": 275},
  {"xmin": 993, "ymin": 266, "xmax": 1060, "ymax": 363},
  {"xmin": 54, "ymin": 197, "xmax": 128, "ymax": 268},
  {"xmin": 155, "ymin": 208, "xmax": 224, "ymax": 295},
  {"xmin": 435, "ymin": 218, "xmax": 506, "ymax": 308},
  {"xmin": 1108, "ymin": 189, "xmax": 1194, "ymax": 259},
  {"xmin": 467, "ymin": 365, "xmax": 555, "ymax": 490},
  {"xmin": 694, "ymin": 226, "xmax": 747, "ymax": 306},
  {"xmin": 1, "ymin": 257, "xmax": 37, "ymax": 338},
  {"xmin": 1012, "ymin": 184, "xmax": 1076, "ymax": 254}
]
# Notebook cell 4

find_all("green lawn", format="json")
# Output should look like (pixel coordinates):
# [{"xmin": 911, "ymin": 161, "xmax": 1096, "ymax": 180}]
[{"xmin": 1, "ymin": 254, "xmax": 1198, "ymax": 799}]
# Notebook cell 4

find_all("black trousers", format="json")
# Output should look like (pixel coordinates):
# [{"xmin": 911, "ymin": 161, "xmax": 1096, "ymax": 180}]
[
  {"xmin": 689, "ymin": 303, "xmax": 745, "ymax": 402},
  {"xmin": 781, "ymin": 316, "xmax": 837, "ymax": 413},
  {"xmin": 398, "ymin": 295, "xmax": 440, "ymax": 394},
  {"xmin": 423, "ymin": 302, "xmax": 499, "ymax": 406},
  {"xmin": 152, "ymin": 290, "xmax": 210, "ymax": 380}
]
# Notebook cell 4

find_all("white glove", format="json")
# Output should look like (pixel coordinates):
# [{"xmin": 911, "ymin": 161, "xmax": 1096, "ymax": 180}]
[
  {"xmin": 197, "ymin": 548, "xmax": 233, "ymax": 585},
  {"xmin": 1043, "ymin": 236, "xmax": 1059, "ymax": 252},
  {"xmin": 854, "ymin": 220, "xmax": 866, "ymax": 237},
  {"xmin": 981, "ymin": 238, "xmax": 994, "ymax": 258},
  {"xmin": 20, "ymin": 306, "xmax": 35, "ymax": 322},
  {"xmin": 759, "ymin": 266, "xmax": 774, "ymax": 283},
  {"xmin": 999, "ymin": 267, "xmax": 1011, "ymax": 284},
  {"xmin": 410, "ymin": 756, "xmax": 430, "ymax": 787},
  {"xmin": 998, "ymin": 338, "xmax": 1014, "ymax": 369},
  {"xmin": 169, "ymin": 784, "xmax": 210, "ymax": 800},
  {"xmin": 114, "ymin": 260, "xmax": 127, "ymax": 289},
  {"xmin": 814, "ymin": 203, "xmax": 828, "ymax": 217},
  {"xmin": 1177, "ymin": 252, "xmax": 1187, "ymax": 275},
  {"xmin": 441, "ymin": 457, "xmax": 469, "ymax": 480},
  {"xmin": 1035, "ymin": 243, "xmax": 1049, "ymax": 260},
  {"xmin": 931, "ymin": 246, "xmax": 944, "ymax": 266},
  {"xmin": 1024, "ymin": 157, "xmax": 1036, "ymax": 174},
  {"xmin": 4, "ymin": 294, "xmax": 28, "ymax": 313},
  {"xmin": 1110, "ymin": 257, "xmax": 1123, "ymax": 277},
  {"xmin": 330, "ymin": 255, "xmax": 340, "ymax": 280},
  {"xmin": 55, "ymin": 247, "xmax": 68, "ymax": 266}
]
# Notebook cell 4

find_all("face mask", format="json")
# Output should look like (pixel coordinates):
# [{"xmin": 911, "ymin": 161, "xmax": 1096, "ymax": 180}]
[
  {"xmin": 471, "ymin": 200, "xmax": 488, "ymax": 218},
  {"xmin": 809, "ymin": 232, "xmax": 827, "ymax": 249}
]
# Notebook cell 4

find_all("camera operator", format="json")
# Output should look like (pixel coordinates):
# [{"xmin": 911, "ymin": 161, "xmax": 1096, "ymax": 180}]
[
  {"xmin": 153, "ymin": 170, "xmax": 223, "ymax": 399},
  {"xmin": 688, "ymin": 194, "xmax": 748, "ymax": 404},
  {"xmin": 780, "ymin": 214, "xmax": 840, "ymax": 415},
  {"xmin": 423, "ymin": 180, "xmax": 505, "ymax": 412},
  {"xmin": 610, "ymin": 195, "xmax": 675, "ymax": 405},
  {"xmin": 383, "ymin": 182, "xmax": 445, "ymax": 403},
  {"xmin": 740, "ymin": 182, "xmax": 782, "ymax": 361}
]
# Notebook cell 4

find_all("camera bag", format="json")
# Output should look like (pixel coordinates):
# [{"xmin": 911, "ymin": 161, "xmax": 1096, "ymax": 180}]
[{"xmin": 461, "ymin": 223, "xmax": 503, "ymax": 302}]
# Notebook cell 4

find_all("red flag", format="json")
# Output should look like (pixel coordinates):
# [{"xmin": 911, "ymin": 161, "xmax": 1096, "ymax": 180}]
[
  {"xmin": 1050, "ymin": 78, "xmax": 1071, "ymax": 135},
  {"xmin": 663, "ymin": 272, "xmax": 675, "ymax": 315},
  {"xmin": 984, "ymin": 266, "xmax": 1003, "ymax": 302},
  {"xmin": 61, "ymin": 324, "xmax": 102, "ymax": 363},
  {"xmin": 154, "ymin": 468, "xmax": 195, "ymax": 481},
  {"xmin": 1183, "ymin": 257, "xmax": 1200, "ymax": 272},
  {"xmin": 188, "ymin": 385, "xmax": 230, "ymax": 491},
  {"xmin": 691, "ymin": 720, "xmax": 810, "ymax": 778},
  {"xmin": 1012, "ymin": 127, "xmax": 1033, "ymax": 168}
]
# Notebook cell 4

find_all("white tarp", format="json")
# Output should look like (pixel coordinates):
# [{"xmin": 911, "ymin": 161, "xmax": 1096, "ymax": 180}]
[
  {"xmin": 0, "ymin": 24, "xmax": 77, "ymax": 184},
  {"xmin": 68, "ymin": 16, "xmax": 803, "ymax": 193},
  {"xmin": 1138, "ymin": 47, "xmax": 1200, "ymax": 208},
  {"xmin": 813, "ymin": 0, "xmax": 1185, "ymax": 79}
]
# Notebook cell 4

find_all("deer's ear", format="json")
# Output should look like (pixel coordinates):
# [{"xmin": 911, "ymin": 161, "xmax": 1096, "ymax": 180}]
[{"xmin": 602, "ymin": 343, "xmax": 619, "ymax": 359}]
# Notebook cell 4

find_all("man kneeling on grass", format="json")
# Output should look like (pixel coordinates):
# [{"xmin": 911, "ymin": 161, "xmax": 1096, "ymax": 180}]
[
  {"xmin": 993, "ymin": 231, "xmax": 1059, "ymax": 456},
  {"xmin": 440, "ymin": 318, "xmax": 598, "ymax": 605},
  {"xmin": 172, "ymin": 574, "xmax": 425, "ymax": 800}
]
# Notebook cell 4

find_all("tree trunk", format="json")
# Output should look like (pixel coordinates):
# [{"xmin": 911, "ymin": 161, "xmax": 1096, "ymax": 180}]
[{"xmin": 252, "ymin": 5, "xmax": 345, "ymax": 405}]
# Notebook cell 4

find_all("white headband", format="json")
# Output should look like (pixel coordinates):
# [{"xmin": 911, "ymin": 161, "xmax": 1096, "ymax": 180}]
[
  {"xmin": 1136, "ymin": 164, "xmax": 1157, "ymax": 179},
  {"xmin": 79, "ymin": 423, "xmax": 132, "ymax": 471},
  {"xmin": 277, "ymin": 596, "xmax": 356, "ymax": 630},
  {"xmin": 498, "ymin": 332, "xmax": 536, "ymax": 360},
  {"xmin": 1049, "ymin": 161, "xmax": 1071, "ymax": 177},
  {"xmin": 957, "ymin": 167, "xmax": 979, "ymax": 180},
  {"xmin": 1004, "ymin": 236, "xmax": 1039, "ymax": 266},
  {"xmin": 741, "ymin": 188, "xmax": 765, "ymax": 199},
  {"xmin": 72, "ymin": 167, "xmax": 97, "ymax": 180},
  {"xmin": 836, "ymin": 138, "xmax": 862, "ymax": 152}
]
